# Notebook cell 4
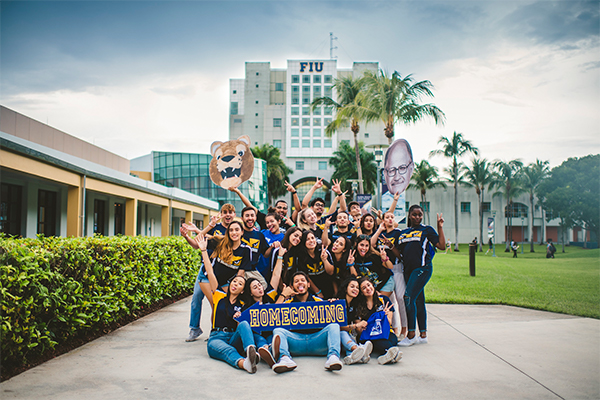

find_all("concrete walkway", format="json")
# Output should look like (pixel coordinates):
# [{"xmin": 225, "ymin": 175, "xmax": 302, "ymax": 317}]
[{"xmin": 1, "ymin": 299, "xmax": 599, "ymax": 400}]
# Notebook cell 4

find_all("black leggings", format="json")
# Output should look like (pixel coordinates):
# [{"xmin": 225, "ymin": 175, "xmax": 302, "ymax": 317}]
[{"xmin": 360, "ymin": 332, "xmax": 398, "ymax": 354}]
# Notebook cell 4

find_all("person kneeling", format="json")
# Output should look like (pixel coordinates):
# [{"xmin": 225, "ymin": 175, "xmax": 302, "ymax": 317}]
[{"xmin": 270, "ymin": 271, "xmax": 343, "ymax": 373}]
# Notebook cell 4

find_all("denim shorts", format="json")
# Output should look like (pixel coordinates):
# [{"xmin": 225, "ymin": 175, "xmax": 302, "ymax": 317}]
[
  {"xmin": 197, "ymin": 268, "xmax": 210, "ymax": 284},
  {"xmin": 379, "ymin": 275, "xmax": 396, "ymax": 292}
]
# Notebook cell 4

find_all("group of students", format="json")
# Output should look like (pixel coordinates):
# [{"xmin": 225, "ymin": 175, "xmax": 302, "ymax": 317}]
[{"xmin": 179, "ymin": 178, "xmax": 445, "ymax": 373}]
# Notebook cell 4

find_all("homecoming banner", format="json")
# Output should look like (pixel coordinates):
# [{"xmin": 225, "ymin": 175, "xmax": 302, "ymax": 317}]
[{"xmin": 236, "ymin": 300, "xmax": 347, "ymax": 332}]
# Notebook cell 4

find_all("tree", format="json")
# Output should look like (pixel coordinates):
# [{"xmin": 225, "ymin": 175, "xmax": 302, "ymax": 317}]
[
  {"xmin": 538, "ymin": 154, "xmax": 600, "ymax": 249},
  {"xmin": 409, "ymin": 160, "xmax": 446, "ymax": 225},
  {"xmin": 462, "ymin": 158, "xmax": 494, "ymax": 252},
  {"xmin": 520, "ymin": 159, "xmax": 550, "ymax": 252},
  {"xmin": 251, "ymin": 144, "xmax": 293, "ymax": 205},
  {"xmin": 430, "ymin": 132, "xmax": 479, "ymax": 251},
  {"xmin": 349, "ymin": 69, "xmax": 445, "ymax": 144},
  {"xmin": 491, "ymin": 159, "xmax": 524, "ymax": 251},
  {"xmin": 329, "ymin": 141, "xmax": 377, "ymax": 196},
  {"xmin": 312, "ymin": 76, "xmax": 366, "ymax": 193}
]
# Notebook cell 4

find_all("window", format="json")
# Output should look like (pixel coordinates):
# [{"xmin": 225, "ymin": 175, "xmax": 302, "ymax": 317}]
[
  {"xmin": 273, "ymin": 118, "xmax": 282, "ymax": 127},
  {"xmin": 482, "ymin": 202, "xmax": 491, "ymax": 212},
  {"xmin": 233, "ymin": 90, "xmax": 237, "ymax": 94},
  {"xmin": 275, "ymin": 83, "xmax": 284, "ymax": 91},
  {"xmin": 291, "ymin": 139, "xmax": 299, "ymax": 148},
  {"xmin": 324, "ymin": 107, "xmax": 333, "ymax": 115},
  {"xmin": 302, "ymin": 75, "xmax": 311, "ymax": 83},
  {"xmin": 324, "ymin": 75, "xmax": 332, "ymax": 83},
  {"xmin": 302, "ymin": 86, "xmax": 310, "ymax": 93},
  {"xmin": 314, "ymin": 75, "xmax": 321, "ymax": 84},
  {"xmin": 291, "ymin": 118, "xmax": 299, "ymax": 126},
  {"xmin": 292, "ymin": 75, "xmax": 299, "ymax": 84},
  {"xmin": 461, "ymin": 202, "xmax": 471, "ymax": 213},
  {"xmin": 256, "ymin": 72, "xmax": 259, "ymax": 76},
  {"xmin": 324, "ymin": 118, "xmax": 332, "ymax": 125},
  {"xmin": 94, "ymin": 199, "xmax": 106, "ymax": 235},
  {"xmin": 233, "ymin": 118, "xmax": 242, "ymax": 123},
  {"xmin": 256, "ymin": 84, "xmax": 259, "ymax": 88},
  {"xmin": 37, "ymin": 189, "xmax": 57, "ymax": 236},
  {"xmin": 291, "ymin": 128, "xmax": 299, "ymax": 137},
  {"xmin": 230, "ymin": 102, "xmax": 238, "ymax": 115},
  {"xmin": 313, "ymin": 107, "xmax": 321, "ymax": 115},
  {"xmin": 273, "ymin": 139, "xmax": 282, "ymax": 148},
  {"xmin": 420, "ymin": 202, "xmax": 430, "ymax": 212},
  {"xmin": 302, "ymin": 95, "xmax": 311, "ymax": 104},
  {"xmin": 313, "ymin": 139, "xmax": 321, "ymax": 148},
  {"xmin": 313, "ymin": 128, "xmax": 321, "ymax": 137},
  {"xmin": 324, "ymin": 86, "xmax": 332, "ymax": 97},
  {"xmin": 255, "ymin": 100, "xmax": 259, "ymax": 104},
  {"xmin": 302, "ymin": 118, "xmax": 310, "ymax": 126},
  {"xmin": 255, "ymin": 113, "xmax": 258, "ymax": 116},
  {"xmin": 292, "ymin": 86, "xmax": 299, "ymax": 93},
  {"xmin": 318, "ymin": 161, "xmax": 327, "ymax": 170},
  {"xmin": 324, "ymin": 139, "xmax": 332, "ymax": 148},
  {"xmin": 405, "ymin": 202, "xmax": 410, "ymax": 212},
  {"xmin": 313, "ymin": 86, "xmax": 321, "ymax": 96},
  {"xmin": 364, "ymin": 132, "xmax": 369, "ymax": 138},
  {"xmin": 114, "ymin": 203, "xmax": 124, "ymax": 235},
  {"xmin": 302, "ymin": 128, "xmax": 311, "ymax": 137},
  {"xmin": 291, "ymin": 95, "xmax": 299, "ymax": 105},
  {"xmin": 341, "ymin": 140, "xmax": 350, "ymax": 146},
  {"xmin": 296, "ymin": 161, "xmax": 304, "ymax": 170},
  {"xmin": 302, "ymin": 139, "xmax": 310, "ymax": 148},
  {"xmin": 255, "ymin": 125, "xmax": 258, "ymax": 129},
  {"xmin": 291, "ymin": 107, "xmax": 299, "ymax": 115},
  {"xmin": 1, "ymin": 183, "xmax": 22, "ymax": 236},
  {"xmin": 302, "ymin": 106, "xmax": 311, "ymax": 115},
  {"xmin": 313, "ymin": 118, "xmax": 321, "ymax": 126}
]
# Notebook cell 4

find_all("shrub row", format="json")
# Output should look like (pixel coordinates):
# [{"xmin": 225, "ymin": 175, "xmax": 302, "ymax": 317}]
[{"xmin": 0, "ymin": 235, "xmax": 201, "ymax": 371}]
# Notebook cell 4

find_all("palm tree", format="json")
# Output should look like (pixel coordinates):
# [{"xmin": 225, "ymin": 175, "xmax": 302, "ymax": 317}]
[
  {"xmin": 251, "ymin": 144, "xmax": 293, "ymax": 205},
  {"xmin": 521, "ymin": 159, "xmax": 550, "ymax": 252},
  {"xmin": 354, "ymin": 70, "xmax": 446, "ymax": 144},
  {"xmin": 430, "ymin": 132, "xmax": 479, "ymax": 251},
  {"xmin": 491, "ymin": 159, "xmax": 525, "ymax": 251},
  {"xmin": 329, "ymin": 141, "xmax": 377, "ymax": 196},
  {"xmin": 312, "ymin": 75, "xmax": 366, "ymax": 193},
  {"xmin": 408, "ymin": 160, "xmax": 446, "ymax": 225},
  {"xmin": 462, "ymin": 158, "xmax": 494, "ymax": 252}
]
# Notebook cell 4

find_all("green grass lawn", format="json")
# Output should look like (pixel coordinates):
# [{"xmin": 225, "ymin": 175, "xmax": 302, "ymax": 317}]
[{"xmin": 425, "ymin": 244, "xmax": 600, "ymax": 319}]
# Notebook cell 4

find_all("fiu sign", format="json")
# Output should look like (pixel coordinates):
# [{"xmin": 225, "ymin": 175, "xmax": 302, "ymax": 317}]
[
  {"xmin": 236, "ymin": 300, "xmax": 347, "ymax": 332},
  {"xmin": 300, "ymin": 62, "xmax": 324, "ymax": 73}
]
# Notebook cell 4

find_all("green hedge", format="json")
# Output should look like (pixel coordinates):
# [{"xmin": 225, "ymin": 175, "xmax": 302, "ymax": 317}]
[{"xmin": 0, "ymin": 235, "xmax": 201, "ymax": 370}]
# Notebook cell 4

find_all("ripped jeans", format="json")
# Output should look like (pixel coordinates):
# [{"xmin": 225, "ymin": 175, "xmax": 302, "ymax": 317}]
[{"xmin": 403, "ymin": 264, "xmax": 432, "ymax": 333}]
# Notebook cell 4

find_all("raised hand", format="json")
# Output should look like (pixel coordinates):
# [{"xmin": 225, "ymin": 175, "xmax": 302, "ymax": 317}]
[
  {"xmin": 314, "ymin": 177, "xmax": 324, "ymax": 189},
  {"xmin": 331, "ymin": 179, "xmax": 342, "ymax": 195},
  {"xmin": 324, "ymin": 218, "xmax": 335, "ymax": 229},
  {"xmin": 281, "ymin": 284, "xmax": 297, "ymax": 298},
  {"xmin": 277, "ymin": 246, "xmax": 287, "ymax": 257},
  {"xmin": 210, "ymin": 213, "xmax": 222, "ymax": 227},
  {"xmin": 320, "ymin": 248, "xmax": 329, "ymax": 261},
  {"xmin": 182, "ymin": 221, "xmax": 201, "ymax": 234},
  {"xmin": 284, "ymin": 181, "xmax": 296, "ymax": 193},
  {"xmin": 195, "ymin": 233, "xmax": 208, "ymax": 251},
  {"xmin": 437, "ymin": 213, "xmax": 445, "ymax": 227},
  {"xmin": 382, "ymin": 301, "xmax": 393, "ymax": 317},
  {"xmin": 393, "ymin": 192, "xmax": 400, "ymax": 201},
  {"xmin": 347, "ymin": 249, "xmax": 356, "ymax": 265}
]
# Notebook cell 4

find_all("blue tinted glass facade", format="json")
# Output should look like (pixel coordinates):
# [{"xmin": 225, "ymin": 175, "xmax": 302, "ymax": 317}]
[{"xmin": 153, "ymin": 152, "xmax": 268, "ymax": 212}]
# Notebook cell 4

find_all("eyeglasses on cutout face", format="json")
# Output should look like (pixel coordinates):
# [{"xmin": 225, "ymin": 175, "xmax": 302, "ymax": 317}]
[{"xmin": 384, "ymin": 161, "xmax": 413, "ymax": 177}]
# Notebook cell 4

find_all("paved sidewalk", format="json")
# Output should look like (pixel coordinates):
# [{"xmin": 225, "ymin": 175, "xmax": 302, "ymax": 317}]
[{"xmin": 1, "ymin": 298, "xmax": 599, "ymax": 400}]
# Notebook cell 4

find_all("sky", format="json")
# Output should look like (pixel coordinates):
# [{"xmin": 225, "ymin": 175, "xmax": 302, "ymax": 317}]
[{"xmin": 1, "ymin": 0, "xmax": 599, "ymax": 172}]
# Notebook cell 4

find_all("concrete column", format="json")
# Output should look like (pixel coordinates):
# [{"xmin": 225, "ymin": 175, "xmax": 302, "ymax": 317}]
[
  {"xmin": 161, "ymin": 205, "xmax": 170, "ymax": 237},
  {"xmin": 185, "ymin": 211, "xmax": 193, "ymax": 224},
  {"xmin": 67, "ymin": 185, "xmax": 82, "ymax": 237},
  {"xmin": 203, "ymin": 214, "xmax": 210, "ymax": 230},
  {"xmin": 125, "ymin": 198, "xmax": 138, "ymax": 236}
]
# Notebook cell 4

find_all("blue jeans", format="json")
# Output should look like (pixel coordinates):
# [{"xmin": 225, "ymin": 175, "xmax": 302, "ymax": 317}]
[
  {"xmin": 273, "ymin": 324, "xmax": 341, "ymax": 360},
  {"xmin": 189, "ymin": 269, "xmax": 208, "ymax": 329},
  {"xmin": 207, "ymin": 321, "xmax": 256, "ymax": 368},
  {"xmin": 404, "ymin": 264, "xmax": 432, "ymax": 333},
  {"xmin": 340, "ymin": 330, "xmax": 357, "ymax": 353}
]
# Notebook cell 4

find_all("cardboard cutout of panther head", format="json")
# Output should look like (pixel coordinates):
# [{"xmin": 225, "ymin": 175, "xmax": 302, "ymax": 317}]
[{"xmin": 209, "ymin": 135, "xmax": 254, "ymax": 189}]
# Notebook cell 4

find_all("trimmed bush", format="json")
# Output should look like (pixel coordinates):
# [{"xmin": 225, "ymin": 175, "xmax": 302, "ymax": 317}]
[{"xmin": 0, "ymin": 235, "xmax": 201, "ymax": 371}]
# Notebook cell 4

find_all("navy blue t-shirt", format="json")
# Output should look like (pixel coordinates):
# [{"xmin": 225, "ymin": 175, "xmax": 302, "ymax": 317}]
[
  {"xmin": 354, "ymin": 253, "xmax": 392, "ymax": 291},
  {"xmin": 241, "ymin": 229, "xmax": 269, "ymax": 271},
  {"xmin": 397, "ymin": 224, "xmax": 440, "ymax": 277}
]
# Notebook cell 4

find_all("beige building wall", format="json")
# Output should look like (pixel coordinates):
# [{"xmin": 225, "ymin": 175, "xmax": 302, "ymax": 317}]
[{"xmin": 0, "ymin": 106, "xmax": 130, "ymax": 174}]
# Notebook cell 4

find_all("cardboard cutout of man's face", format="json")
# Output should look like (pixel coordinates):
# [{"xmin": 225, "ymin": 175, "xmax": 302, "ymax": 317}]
[{"xmin": 383, "ymin": 139, "xmax": 414, "ymax": 195}]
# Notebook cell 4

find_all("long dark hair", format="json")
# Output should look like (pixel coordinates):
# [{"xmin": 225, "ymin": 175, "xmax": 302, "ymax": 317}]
[
  {"xmin": 355, "ymin": 276, "xmax": 382, "ymax": 319},
  {"xmin": 359, "ymin": 213, "xmax": 377, "ymax": 236},
  {"xmin": 354, "ymin": 235, "xmax": 380, "ymax": 261},
  {"xmin": 329, "ymin": 236, "xmax": 351, "ymax": 278},
  {"xmin": 335, "ymin": 276, "xmax": 360, "ymax": 299},
  {"xmin": 300, "ymin": 230, "xmax": 322, "ymax": 257},
  {"xmin": 281, "ymin": 226, "xmax": 302, "ymax": 250},
  {"xmin": 243, "ymin": 277, "xmax": 271, "ymax": 306}
]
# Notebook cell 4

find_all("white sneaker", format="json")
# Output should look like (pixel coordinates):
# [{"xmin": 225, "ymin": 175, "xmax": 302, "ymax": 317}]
[
  {"xmin": 344, "ymin": 345, "xmax": 366, "ymax": 365},
  {"xmin": 324, "ymin": 355, "xmax": 343, "ymax": 371},
  {"xmin": 185, "ymin": 328, "xmax": 202, "ymax": 342},
  {"xmin": 397, "ymin": 335, "xmax": 418, "ymax": 347},
  {"xmin": 361, "ymin": 341, "xmax": 373, "ymax": 361},
  {"xmin": 242, "ymin": 345, "xmax": 257, "ymax": 373},
  {"xmin": 416, "ymin": 336, "xmax": 428, "ymax": 344},
  {"xmin": 378, "ymin": 346, "xmax": 401, "ymax": 365},
  {"xmin": 392, "ymin": 346, "xmax": 403, "ymax": 363},
  {"xmin": 272, "ymin": 355, "xmax": 297, "ymax": 374}
]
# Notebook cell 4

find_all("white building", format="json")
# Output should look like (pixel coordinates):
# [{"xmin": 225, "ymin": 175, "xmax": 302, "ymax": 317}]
[{"xmin": 229, "ymin": 60, "xmax": 386, "ymax": 201}]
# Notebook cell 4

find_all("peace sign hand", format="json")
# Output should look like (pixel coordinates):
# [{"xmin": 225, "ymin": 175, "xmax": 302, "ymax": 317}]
[
  {"xmin": 320, "ymin": 248, "xmax": 329, "ymax": 261},
  {"xmin": 347, "ymin": 249, "xmax": 356, "ymax": 265}
]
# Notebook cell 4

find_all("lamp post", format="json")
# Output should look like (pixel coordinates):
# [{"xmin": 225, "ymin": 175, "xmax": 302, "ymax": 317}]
[
  {"xmin": 491, "ymin": 210, "xmax": 497, "ymax": 257},
  {"xmin": 521, "ymin": 216, "xmax": 524, "ymax": 254},
  {"xmin": 347, "ymin": 179, "xmax": 363, "ymax": 202},
  {"xmin": 365, "ymin": 144, "xmax": 389, "ymax": 210}
]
